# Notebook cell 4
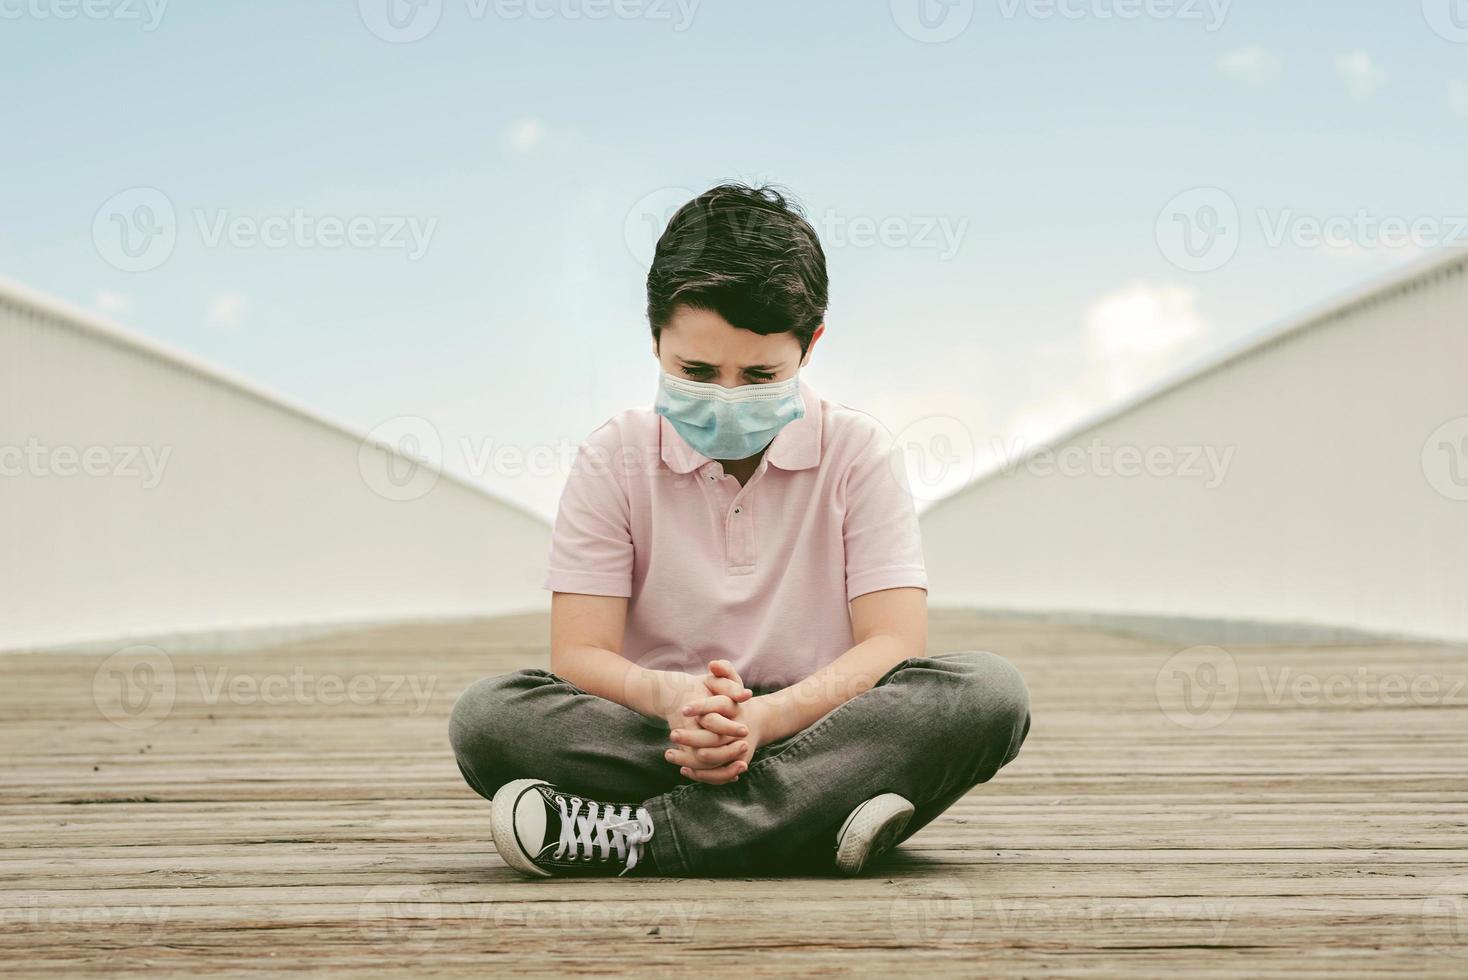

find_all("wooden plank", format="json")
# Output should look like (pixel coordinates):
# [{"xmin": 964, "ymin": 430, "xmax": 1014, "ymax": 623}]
[{"xmin": 2, "ymin": 609, "xmax": 1467, "ymax": 975}]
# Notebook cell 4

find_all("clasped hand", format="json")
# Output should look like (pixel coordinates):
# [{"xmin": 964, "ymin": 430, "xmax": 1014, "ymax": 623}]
[{"xmin": 663, "ymin": 660, "xmax": 765, "ymax": 785}]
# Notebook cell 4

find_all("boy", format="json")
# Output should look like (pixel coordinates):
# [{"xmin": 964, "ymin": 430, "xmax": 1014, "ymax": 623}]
[{"xmin": 450, "ymin": 183, "xmax": 1030, "ymax": 878}]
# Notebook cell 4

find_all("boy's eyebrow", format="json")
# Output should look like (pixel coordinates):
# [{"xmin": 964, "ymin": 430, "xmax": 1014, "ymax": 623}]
[{"xmin": 678, "ymin": 358, "xmax": 781, "ymax": 370}]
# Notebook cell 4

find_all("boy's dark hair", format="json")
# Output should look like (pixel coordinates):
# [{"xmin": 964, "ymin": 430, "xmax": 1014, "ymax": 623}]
[{"xmin": 647, "ymin": 183, "xmax": 828, "ymax": 359}]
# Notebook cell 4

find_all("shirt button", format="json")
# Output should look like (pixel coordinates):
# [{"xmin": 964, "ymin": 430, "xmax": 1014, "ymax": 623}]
[{"xmin": 733, "ymin": 507, "xmax": 741, "ymax": 515}]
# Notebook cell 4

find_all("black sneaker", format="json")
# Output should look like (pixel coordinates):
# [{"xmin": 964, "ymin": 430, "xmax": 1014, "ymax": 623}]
[
  {"xmin": 491, "ymin": 779, "xmax": 655, "ymax": 878},
  {"xmin": 835, "ymin": 793, "xmax": 914, "ymax": 876}
]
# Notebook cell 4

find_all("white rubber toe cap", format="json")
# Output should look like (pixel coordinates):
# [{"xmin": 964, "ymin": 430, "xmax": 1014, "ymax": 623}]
[
  {"xmin": 835, "ymin": 793, "xmax": 914, "ymax": 876},
  {"xmin": 491, "ymin": 778, "xmax": 553, "ymax": 878}
]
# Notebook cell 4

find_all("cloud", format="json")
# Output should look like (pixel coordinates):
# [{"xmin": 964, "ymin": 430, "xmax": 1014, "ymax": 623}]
[
  {"xmin": 94, "ymin": 290, "xmax": 132, "ymax": 316},
  {"xmin": 1001, "ymin": 282, "xmax": 1212, "ymax": 452},
  {"xmin": 1084, "ymin": 281, "xmax": 1210, "ymax": 399},
  {"xmin": 206, "ymin": 293, "xmax": 248, "ymax": 331},
  {"xmin": 507, "ymin": 118, "xmax": 545, "ymax": 152},
  {"xmin": 1335, "ymin": 51, "xmax": 1386, "ymax": 100},
  {"xmin": 1451, "ymin": 80, "xmax": 1468, "ymax": 118},
  {"xmin": 1217, "ymin": 45, "xmax": 1281, "ymax": 85}
]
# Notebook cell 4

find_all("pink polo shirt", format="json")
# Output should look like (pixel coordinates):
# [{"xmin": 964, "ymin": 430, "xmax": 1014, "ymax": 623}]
[{"xmin": 542, "ymin": 376, "xmax": 927, "ymax": 688}]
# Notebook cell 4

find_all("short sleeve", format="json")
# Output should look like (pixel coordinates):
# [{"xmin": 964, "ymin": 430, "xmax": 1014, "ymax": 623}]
[
  {"xmin": 542, "ymin": 422, "xmax": 634, "ymax": 597},
  {"xmin": 842, "ymin": 420, "xmax": 929, "ymax": 602}
]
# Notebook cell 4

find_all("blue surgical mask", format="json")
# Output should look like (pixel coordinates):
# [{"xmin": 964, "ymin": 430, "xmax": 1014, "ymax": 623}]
[{"xmin": 654, "ymin": 370, "xmax": 804, "ymax": 460}]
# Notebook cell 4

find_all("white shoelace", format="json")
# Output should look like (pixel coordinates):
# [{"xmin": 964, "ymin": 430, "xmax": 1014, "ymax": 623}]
[{"xmin": 550, "ymin": 795, "xmax": 655, "ymax": 875}]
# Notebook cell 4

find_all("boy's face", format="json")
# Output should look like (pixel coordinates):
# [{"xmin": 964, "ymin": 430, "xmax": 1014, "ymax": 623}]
[{"xmin": 654, "ymin": 305, "xmax": 821, "ymax": 387}]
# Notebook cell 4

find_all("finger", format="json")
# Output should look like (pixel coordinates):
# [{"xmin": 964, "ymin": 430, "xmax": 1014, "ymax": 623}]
[
  {"xmin": 665, "ymin": 745, "xmax": 725, "ymax": 770},
  {"xmin": 708, "ymin": 659, "xmax": 739, "ymax": 682},
  {"xmin": 694, "ymin": 712, "xmax": 748, "ymax": 738},
  {"xmin": 681, "ymin": 694, "xmax": 738, "ymax": 719},
  {"xmin": 691, "ymin": 741, "xmax": 748, "ymax": 767},
  {"xmin": 669, "ymin": 726, "xmax": 737, "ymax": 748},
  {"xmin": 665, "ymin": 741, "xmax": 745, "ymax": 770},
  {"xmin": 708, "ymin": 661, "xmax": 753, "ymax": 700},
  {"xmin": 701, "ymin": 674, "xmax": 745, "ymax": 701},
  {"xmin": 680, "ymin": 759, "xmax": 747, "ymax": 785}
]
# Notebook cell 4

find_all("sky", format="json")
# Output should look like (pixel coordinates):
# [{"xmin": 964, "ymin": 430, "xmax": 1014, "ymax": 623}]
[{"xmin": 3, "ymin": 0, "xmax": 1467, "ymax": 518}]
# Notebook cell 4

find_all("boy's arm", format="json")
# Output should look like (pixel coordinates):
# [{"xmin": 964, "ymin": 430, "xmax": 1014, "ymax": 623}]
[
  {"xmin": 543, "ymin": 425, "xmax": 704, "ymax": 719},
  {"xmin": 752, "ymin": 585, "xmax": 927, "ymax": 743},
  {"xmin": 548, "ymin": 592, "xmax": 709, "ymax": 724}
]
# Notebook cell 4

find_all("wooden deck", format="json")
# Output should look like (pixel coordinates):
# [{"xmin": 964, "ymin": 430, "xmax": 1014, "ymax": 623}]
[{"xmin": 4, "ymin": 609, "xmax": 1467, "ymax": 975}]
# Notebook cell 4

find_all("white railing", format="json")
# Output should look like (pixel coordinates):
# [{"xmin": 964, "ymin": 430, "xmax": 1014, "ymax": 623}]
[
  {"xmin": 919, "ymin": 249, "xmax": 1468, "ymax": 643},
  {"xmin": 0, "ymin": 277, "xmax": 551, "ymax": 651}
]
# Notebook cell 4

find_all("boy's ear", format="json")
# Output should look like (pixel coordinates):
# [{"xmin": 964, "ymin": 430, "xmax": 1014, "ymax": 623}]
[{"xmin": 801, "ymin": 323, "xmax": 826, "ymax": 366}]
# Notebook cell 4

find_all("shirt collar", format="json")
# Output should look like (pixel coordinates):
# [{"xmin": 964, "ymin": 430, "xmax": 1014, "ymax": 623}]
[{"xmin": 659, "ymin": 375, "xmax": 822, "ymax": 474}]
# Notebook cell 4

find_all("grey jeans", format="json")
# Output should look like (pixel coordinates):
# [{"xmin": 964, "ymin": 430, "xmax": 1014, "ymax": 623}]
[{"xmin": 449, "ymin": 650, "xmax": 1031, "ymax": 876}]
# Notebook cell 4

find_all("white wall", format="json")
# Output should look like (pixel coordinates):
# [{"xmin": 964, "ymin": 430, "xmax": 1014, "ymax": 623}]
[
  {"xmin": 0, "ymin": 278, "xmax": 551, "ymax": 651},
  {"xmin": 920, "ymin": 250, "xmax": 1468, "ymax": 642}
]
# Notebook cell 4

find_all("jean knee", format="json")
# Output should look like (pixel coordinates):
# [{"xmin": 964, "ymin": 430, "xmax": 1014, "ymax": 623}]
[
  {"xmin": 448, "ymin": 671, "xmax": 534, "ymax": 764},
  {"xmin": 945, "ymin": 650, "xmax": 1031, "ymax": 752}
]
